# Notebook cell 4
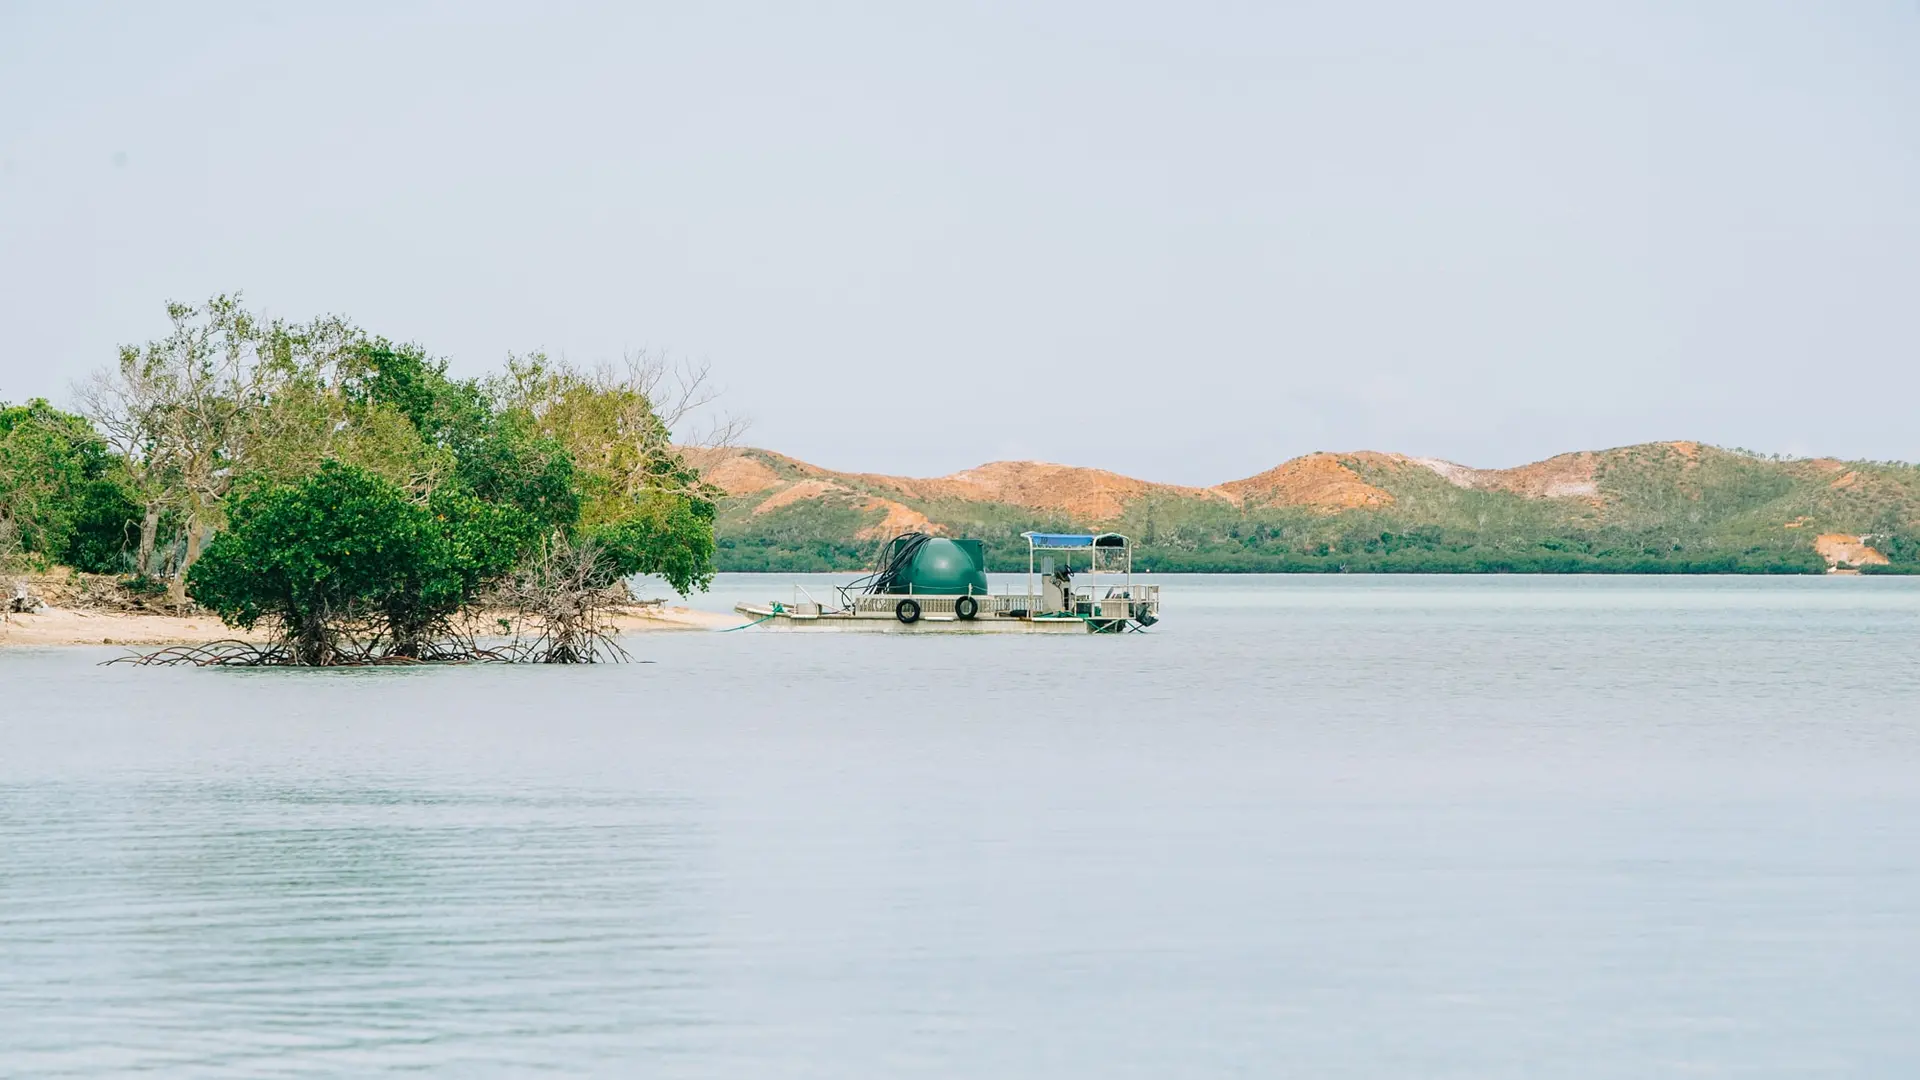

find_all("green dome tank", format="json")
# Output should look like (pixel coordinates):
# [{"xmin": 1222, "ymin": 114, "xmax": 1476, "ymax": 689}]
[{"xmin": 893, "ymin": 537, "xmax": 989, "ymax": 595}]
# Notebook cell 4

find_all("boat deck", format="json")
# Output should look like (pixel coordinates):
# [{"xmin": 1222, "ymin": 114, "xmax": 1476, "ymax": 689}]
[
  {"xmin": 733, "ymin": 601, "xmax": 1092, "ymax": 633},
  {"xmin": 733, "ymin": 582, "xmax": 1158, "ymax": 634},
  {"xmin": 735, "ymin": 531, "xmax": 1160, "ymax": 634}
]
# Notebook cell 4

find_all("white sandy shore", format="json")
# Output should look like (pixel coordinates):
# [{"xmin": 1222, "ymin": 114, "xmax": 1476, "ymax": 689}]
[{"xmin": 0, "ymin": 604, "xmax": 742, "ymax": 648}]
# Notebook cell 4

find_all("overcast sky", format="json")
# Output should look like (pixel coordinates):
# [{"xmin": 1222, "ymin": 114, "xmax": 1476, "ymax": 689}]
[{"xmin": 2, "ymin": 2, "xmax": 1915, "ymax": 485}]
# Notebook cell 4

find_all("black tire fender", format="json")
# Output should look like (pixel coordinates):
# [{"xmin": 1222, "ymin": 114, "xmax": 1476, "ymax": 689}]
[
  {"xmin": 954, "ymin": 595, "xmax": 979, "ymax": 620},
  {"xmin": 895, "ymin": 598, "xmax": 921, "ymax": 624}
]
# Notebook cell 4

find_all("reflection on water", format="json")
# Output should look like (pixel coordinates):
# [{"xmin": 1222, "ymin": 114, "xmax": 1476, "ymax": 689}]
[
  {"xmin": 1, "ymin": 781, "xmax": 707, "ymax": 1075},
  {"xmin": 4, "ymin": 575, "xmax": 1920, "ymax": 1076}
]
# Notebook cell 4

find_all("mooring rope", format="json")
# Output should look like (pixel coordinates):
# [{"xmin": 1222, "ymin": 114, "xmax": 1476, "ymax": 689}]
[{"xmin": 718, "ymin": 602, "xmax": 784, "ymax": 632}]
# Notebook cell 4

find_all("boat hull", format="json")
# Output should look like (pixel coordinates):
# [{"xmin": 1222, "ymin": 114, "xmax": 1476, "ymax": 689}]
[{"xmin": 733, "ymin": 603, "xmax": 1094, "ymax": 633}]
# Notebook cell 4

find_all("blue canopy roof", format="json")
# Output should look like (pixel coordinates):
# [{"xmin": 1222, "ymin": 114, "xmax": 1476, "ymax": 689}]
[{"xmin": 1023, "ymin": 532, "xmax": 1129, "ymax": 549}]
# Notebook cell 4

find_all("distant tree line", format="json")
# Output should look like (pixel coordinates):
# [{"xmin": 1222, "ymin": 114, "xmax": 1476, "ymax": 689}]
[{"xmin": 713, "ymin": 499, "xmax": 1844, "ymax": 575}]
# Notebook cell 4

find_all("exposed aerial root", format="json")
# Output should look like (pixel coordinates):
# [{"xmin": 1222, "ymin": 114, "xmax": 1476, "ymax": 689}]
[
  {"xmin": 102, "ymin": 629, "xmax": 634, "ymax": 667},
  {"xmin": 103, "ymin": 640, "xmax": 291, "ymax": 666},
  {"xmin": 101, "ymin": 639, "xmax": 529, "ymax": 667}
]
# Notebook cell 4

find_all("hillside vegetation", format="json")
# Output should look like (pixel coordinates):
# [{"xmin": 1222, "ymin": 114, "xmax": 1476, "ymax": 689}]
[{"xmin": 702, "ymin": 442, "xmax": 1920, "ymax": 575}]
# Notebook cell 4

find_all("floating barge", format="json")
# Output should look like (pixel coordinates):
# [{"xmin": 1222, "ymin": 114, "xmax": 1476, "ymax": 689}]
[{"xmin": 735, "ymin": 531, "xmax": 1161, "ymax": 633}]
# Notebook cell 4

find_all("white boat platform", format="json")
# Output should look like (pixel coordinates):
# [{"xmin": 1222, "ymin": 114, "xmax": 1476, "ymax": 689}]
[
  {"xmin": 732, "ymin": 531, "xmax": 1161, "ymax": 634},
  {"xmin": 733, "ymin": 598, "xmax": 1094, "ymax": 633}
]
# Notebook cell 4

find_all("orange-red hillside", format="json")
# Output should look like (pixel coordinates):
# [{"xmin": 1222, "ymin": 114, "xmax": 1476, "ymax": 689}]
[
  {"xmin": 698, "ymin": 443, "xmax": 1920, "ymax": 542},
  {"xmin": 1216, "ymin": 453, "xmax": 1394, "ymax": 511},
  {"xmin": 701, "ymin": 442, "xmax": 1920, "ymax": 574},
  {"xmin": 704, "ymin": 450, "xmax": 1221, "ymax": 520}
]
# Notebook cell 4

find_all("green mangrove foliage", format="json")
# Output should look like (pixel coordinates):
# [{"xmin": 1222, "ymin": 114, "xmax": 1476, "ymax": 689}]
[
  {"xmin": 187, "ymin": 461, "xmax": 538, "ymax": 664},
  {"xmin": 0, "ymin": 399, "xmax": 141, "ymax": 573},
  {"xmin": 2, "ymin": 294, "xmax": 721, "ymax": 662}
]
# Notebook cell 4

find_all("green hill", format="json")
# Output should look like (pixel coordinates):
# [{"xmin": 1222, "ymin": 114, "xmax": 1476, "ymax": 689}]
[{"xmin": 701, "ymin": 442, "xmax": 1920, "ymax": 575}]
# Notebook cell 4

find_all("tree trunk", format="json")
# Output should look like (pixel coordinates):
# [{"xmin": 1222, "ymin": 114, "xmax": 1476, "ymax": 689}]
[
  {"xmin": 297, "ymin": 625, "xmax": 330, "ymax": 666},
  {"xmin": 389, "ymin": 616, "xmax": 422, "ymax": 659},
  {"xmin": 136, "ymin": 504, "xmax": 160, "ymax": 577},
  {"xmin": 169, "ymin": 516, "xmax": 207, "ymax": 605}
]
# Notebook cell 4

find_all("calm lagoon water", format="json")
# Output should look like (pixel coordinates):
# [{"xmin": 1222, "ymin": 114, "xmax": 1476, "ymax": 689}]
[{"xmin": 4, "ymin": 574, "xmax": 1920, "ymax": 1077}]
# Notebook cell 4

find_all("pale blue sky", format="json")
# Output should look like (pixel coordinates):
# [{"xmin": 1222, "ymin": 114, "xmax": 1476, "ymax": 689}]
[{"xmin": 2, "ymin": 2, "xmax": 1915, "ymax": 484}]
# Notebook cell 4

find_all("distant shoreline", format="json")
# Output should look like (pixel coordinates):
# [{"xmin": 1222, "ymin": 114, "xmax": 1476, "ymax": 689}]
[
  {"xmin": 13, "ymin": 571, "xmax": 1911, "ymax": 650},
  {"xmin": 714, "ymin": 560, "xmax": 1913, "ymax": 577},
  {"xmin": 716, "ymin": 556, "xmax": 1914, "ymax": 576}
]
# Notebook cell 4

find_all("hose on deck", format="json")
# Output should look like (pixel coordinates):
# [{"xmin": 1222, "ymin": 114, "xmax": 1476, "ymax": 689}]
[{"xmin": 719, "ymin": 602, "xmax": 784, "ymax": 632}]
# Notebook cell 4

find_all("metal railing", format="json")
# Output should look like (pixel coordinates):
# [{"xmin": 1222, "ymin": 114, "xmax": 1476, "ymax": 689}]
[
  {"xmin": 1072, "ymin": 584, "xmax": 1160, "ymax": 620},
  {"xmin": 840, "ymin": 585, "xmax": 1158, "ymax": 621},
  {"xmin": 849, "ymin": 593, "xmax": 1037, "ymax": 618}
]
